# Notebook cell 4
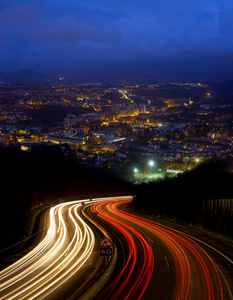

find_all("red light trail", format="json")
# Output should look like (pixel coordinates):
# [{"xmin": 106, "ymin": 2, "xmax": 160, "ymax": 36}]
[
  {"xmin": 92, "ymin": 198, "xmax": 224, "ymax": 300},
  {"xmin": 92, "ymin": 200, "xmax": 154, "ymax": 300}
]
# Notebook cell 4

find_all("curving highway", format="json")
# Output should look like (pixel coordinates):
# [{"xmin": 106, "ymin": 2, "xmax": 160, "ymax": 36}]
[
  {"xmin": 0, "ymin": 196, "xmax": 232, "ymax": 300},
  {"xmin": 90, "ymin": 198, "xmax": 232, "ymax": 300}
]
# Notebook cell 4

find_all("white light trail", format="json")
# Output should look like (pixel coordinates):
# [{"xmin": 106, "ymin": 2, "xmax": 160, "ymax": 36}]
[{"xmin": 0, "ymin": 200, "xmax": 96, "ymax": 300}]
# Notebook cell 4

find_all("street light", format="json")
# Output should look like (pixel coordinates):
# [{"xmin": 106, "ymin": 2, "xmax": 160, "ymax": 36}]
[
  {"xmin": 134, "ymin": 168, "xmax": 138, "ymax": 174},
  {"xmin": 148, "ymin": 160, "xmax": 154, "ymax": 174},
  {"xmin": 149, "ymin": 161, "xmax": 154, "ymax": 167}
]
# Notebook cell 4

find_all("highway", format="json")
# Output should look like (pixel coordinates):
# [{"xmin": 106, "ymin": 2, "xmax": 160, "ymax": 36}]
[
  {"xmin": 0, "ymin": 196, "xmax": 232, "ymax": 299},
  {"xmin": 89, "ymin": 197, "xmax": 232, "ymax": 300},
  {"xmin": 0, "ymin": 199, "xmax": 106, "ymax": 300}
]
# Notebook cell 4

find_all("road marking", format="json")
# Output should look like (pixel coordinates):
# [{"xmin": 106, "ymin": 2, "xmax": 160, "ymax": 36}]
[
  {"xmin": 147, "ymin": 236, "xmax": 154, "ymax": 243},
  {"xmin": 158, "ymin": 223, "xmax": 233, "ymax": 298},
  {"xmin": 194, "ymin": 236, "xmax": 233, "ymax": 265},
  {"xmin": 164, "ymin": 256, "xmax": 170, "ymax": 267}
]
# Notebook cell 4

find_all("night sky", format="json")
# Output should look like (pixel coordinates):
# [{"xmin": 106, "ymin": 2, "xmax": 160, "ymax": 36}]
[{"xmin": 1, "ymin": 0, "xmax": 233, "ymax": 82}]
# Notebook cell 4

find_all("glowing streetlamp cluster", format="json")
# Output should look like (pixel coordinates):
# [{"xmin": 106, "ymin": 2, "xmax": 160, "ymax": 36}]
[{"xmin": 133, "ymin": 160, "xmax": 155, "ymax": 176}]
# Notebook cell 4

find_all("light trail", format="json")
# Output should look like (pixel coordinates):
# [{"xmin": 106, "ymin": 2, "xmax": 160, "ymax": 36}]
[
  {"xmin": 118, "ymin": 90, "xmax": 134, "ymax": 103},
  {"xmin": 92, "ymin": 198, "xmax": 154, "ymax": 300},
  {"xmin": 0, "ymin": 196, "xmax": 229, "ymax": 299},
  {"xmin": 0, "ymin": 200, "xmax": 96, "ymax": 300},
  {"xmin": 92, "ymin": 198, "xmax": 225, "ymax": 300}
]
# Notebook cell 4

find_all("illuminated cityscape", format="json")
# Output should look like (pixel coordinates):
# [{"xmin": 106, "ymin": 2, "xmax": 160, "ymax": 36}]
[{"xmin": 0, "ymin": 80, "xmax": 233, "ymax": 180}]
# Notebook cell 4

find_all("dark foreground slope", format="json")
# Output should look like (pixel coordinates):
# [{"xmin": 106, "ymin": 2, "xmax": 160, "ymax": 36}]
[{"xmin": 0, "ymin": 145, "xmax": 132, "ymax": 262}]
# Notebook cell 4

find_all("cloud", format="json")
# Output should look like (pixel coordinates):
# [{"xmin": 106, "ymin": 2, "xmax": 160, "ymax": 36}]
[
  {"xmin": 31, "ymin": 16, "xmax": 120, "ymax": 44},
  {"xmin": 0, "ymin": 2, "xmax": 41, "ymax": 27},
  {"xmin": 0, "ymin": 0, "xmax": 232, "ymax": 81},
  {"xmin": 218, "ymin": 4, "xmax": 233, "ymax": 40},
  {"xmin": 0, "ymin": 2, "xmax": 120, "ymax": 45}
]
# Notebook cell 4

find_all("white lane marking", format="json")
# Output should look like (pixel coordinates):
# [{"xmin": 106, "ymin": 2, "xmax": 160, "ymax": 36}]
[{"xmin": 164, "ymin": 256, "xmax": 170, "ymax": 267}]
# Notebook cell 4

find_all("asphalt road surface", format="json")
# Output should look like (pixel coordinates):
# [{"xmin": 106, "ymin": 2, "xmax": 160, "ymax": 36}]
[{"xmin": 89, "ymin": 197, "xmax": 233, "ymax": 300}]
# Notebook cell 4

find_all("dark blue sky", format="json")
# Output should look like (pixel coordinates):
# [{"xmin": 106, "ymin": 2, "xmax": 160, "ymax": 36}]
[{"xmin": 0, "ymin": 0, "xmax": 233, "ymax": 82}]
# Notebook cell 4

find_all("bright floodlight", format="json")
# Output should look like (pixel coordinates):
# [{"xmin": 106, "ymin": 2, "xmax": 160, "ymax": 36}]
[
  {"xmin": 149, "ymin": 160, "xmax": 154, "ymax": 166},
  {"xmin": 134, "ymin": 168, "xmax": 138, "ymax": 173}
]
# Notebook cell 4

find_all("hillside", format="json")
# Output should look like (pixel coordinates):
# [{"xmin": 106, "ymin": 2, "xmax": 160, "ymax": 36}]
[
  {"xmin": 132, "ymin": 159, "xmax": 233, "ymax": 235},
  {"xmin": 0, "ymin": 70, "xmax": 57, "ymax": 84},
  {"xmin": 0, "ymin": 145, "xmax": 131, "ymax": 259}
]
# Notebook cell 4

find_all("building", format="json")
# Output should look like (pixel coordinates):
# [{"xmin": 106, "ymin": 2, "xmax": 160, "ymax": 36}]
[
  {"xmin": 63, "ymin": 113, "xmax": 78, "ymax": 128},
  {"xmin": 207, "ymin": 131, "xmax": 228, "ymax": 140},
  {"xmin": 45, "ymin": 131, "xmax": 88, "ymax": 146}
]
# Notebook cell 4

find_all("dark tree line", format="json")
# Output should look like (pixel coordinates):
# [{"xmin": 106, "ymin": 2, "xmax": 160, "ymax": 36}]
[{"xmin": 132, "ymin": 158, "xmax": 233, "ymax": 236}]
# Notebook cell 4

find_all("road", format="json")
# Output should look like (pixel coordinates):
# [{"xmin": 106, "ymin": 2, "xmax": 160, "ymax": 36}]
[
  {"xmin": 0, "ymin": 199, "xmax": 107, "ymax": 300},
  {"xmin": 0, "ymin": 196, "xmax": 232, "ymax": 299},
  {"xmin": 89, "ymin": 197, "xmax": 233, "ymax": 300}
]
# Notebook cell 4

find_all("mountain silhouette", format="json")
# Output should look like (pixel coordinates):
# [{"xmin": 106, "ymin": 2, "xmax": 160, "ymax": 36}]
[{"xmin": 0, "ymin": 69, "xmax": 57, "ymax": 84}]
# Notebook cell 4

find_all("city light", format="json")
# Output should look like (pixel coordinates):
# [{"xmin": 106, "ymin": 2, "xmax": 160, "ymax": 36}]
[
  {"xmin": 148, "ymin": 160, "xmax": 155, "ymax": 174},
  {"xmin": 149, "ymin": 161, "xmax": 154, "ymax": 167}
]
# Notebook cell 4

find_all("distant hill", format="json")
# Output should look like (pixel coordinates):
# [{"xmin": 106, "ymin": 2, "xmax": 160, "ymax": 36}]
[{"xmin": 0, "ymin": 70, "xmax": 57, "ymax": 84}]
